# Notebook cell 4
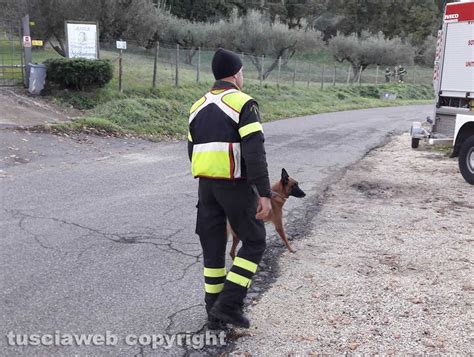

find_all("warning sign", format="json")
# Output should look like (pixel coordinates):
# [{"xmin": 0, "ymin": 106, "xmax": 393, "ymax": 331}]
[{"xmin": 23, "ymin": 36, "xmax": 31, "ymax": 48}]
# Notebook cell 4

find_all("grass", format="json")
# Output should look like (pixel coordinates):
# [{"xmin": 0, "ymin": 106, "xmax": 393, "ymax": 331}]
[
  {"xmin": 1, "ymin": 41, "xmax": 434, "ymax": 140},
  {"xmin": 49, "ymin": 82, "xmax": 434, "ymax": 140},
  {"xmin": 0, "ymin": 36, "xmax": 23, "ymax": 84}
]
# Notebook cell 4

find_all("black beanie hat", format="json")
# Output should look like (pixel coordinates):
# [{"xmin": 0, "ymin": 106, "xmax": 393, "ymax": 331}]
[{"xmin": 212, "ymin": 48, "xmax": 243, "ymax": 80}]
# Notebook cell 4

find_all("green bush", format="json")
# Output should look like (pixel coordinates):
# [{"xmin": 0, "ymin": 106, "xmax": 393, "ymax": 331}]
[{"xmin": 44, "ymin": 58, "xmax": 113, "ymax": 90}]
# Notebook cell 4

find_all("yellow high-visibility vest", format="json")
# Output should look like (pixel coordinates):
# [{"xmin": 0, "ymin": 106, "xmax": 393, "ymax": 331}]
[{"xmin": 188, "ymin": 88, "xmax": 263, "ymax": 179}]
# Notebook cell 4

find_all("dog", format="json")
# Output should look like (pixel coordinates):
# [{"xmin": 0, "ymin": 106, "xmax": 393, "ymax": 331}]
[{"xmin": 228, "ymin": 168, "xmax": 306, "ymax": 259}]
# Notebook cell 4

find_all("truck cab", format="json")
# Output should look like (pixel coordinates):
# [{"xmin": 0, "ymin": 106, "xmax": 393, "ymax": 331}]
[{"xmin": 411, "ymin": 0, "xmax": 474, "ymax": 184}]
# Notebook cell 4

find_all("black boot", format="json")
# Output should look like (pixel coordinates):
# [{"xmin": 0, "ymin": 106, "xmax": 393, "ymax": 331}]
[
  {"xmin": 207, "ymin": 314, "xmax": 227, "ymax": 330},
  {"xmin": 206, "ymin": 300, "xmax": 226, "ymax": 330},
  {"xmin": 209, "ymin": 301, "xmax": 250, "ymax": 329}
]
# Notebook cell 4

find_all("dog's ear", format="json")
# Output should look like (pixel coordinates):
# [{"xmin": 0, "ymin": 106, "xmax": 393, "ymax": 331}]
[{"xmin": 281, "ymin": 168, "xmax": 289, "ymax": 185}]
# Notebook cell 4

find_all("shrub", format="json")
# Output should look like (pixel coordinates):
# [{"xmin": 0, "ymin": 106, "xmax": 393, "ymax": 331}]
[{"xmin": 44, "ymin": 58, "xmax": 113, "ymax": 90}]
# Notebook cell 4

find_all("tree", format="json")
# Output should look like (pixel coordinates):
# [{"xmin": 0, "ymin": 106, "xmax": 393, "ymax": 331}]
[
  {"xmin": 167, "ymin": 0, "xmax": 243, "ymax": 22},
  {"xmin": 209, "ymin": 10, "xmax": 323, "ymax": 79},
  {"xmin": 328, "ymin": 31, "xmax": 415, "ymax": 81},
  {"xmin": 160, "ymin": 17, "xmax": 214, "ymax": 64},
  {"xmin": 10, "ymin": 0, "xmax": 164, "ymax": 56},
  {"xmin": 417, "ymin": 35, "xmax": 436, "ymax": 66},
  {"xmin": 308, "ymin": 0, "xmax": 442, "ymax": 46}
]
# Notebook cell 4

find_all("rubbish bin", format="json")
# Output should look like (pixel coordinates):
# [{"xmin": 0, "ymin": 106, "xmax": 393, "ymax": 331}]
[{"xmin": 28, "ymin": 63, "xmax": 47, "ymax": 95}]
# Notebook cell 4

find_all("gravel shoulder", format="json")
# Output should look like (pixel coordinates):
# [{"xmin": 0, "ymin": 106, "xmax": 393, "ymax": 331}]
[{"xmin": 231, "ymin": 134, "xmax": 473, "ymax": 355}]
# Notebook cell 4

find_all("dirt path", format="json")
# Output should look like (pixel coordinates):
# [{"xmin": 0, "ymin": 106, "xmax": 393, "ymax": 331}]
[
  {"xmin": 0, "ymin": 88, "xmax": 78, "ymax": 128},
  {"xmin": 231, "ymin": 134, "xmax": 473, "ymax": 355}
]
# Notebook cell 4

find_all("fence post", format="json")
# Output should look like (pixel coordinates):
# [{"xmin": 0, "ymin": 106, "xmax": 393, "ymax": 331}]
[
  {"xmin": 375, "ymin": 65, "xmax": 379, "ymax": 84},
  {"xmin": 277, "ymin": 56, "xmax": 281, "ymax": 91},
  {"xmin": 175, "ymin": 44, "xmax": 179, "ymax": 87},
  {"xmin": 413, "ymin": 67, "xmax": 416, "ymax": 84},
  {"xmin": 307, "ymin": 63, "xmax": 311, "ymax": 88},
  {"xmin": 196, "ymin": 46, "xmax": 201, "ymax": 83},
  {"xmin": 358, "ymin": 66, "xmax": 362, "ymax": 86},
  {"xmin": 292, "ymin": 61, "xmax": 297, "ymax": 87},
  {"xmin": 333, "ymin": 64, "xmax": 336, "ymax": 86},
  {"xmin": 118, "ymin": 49, "xmax": 123, "ymax": 93},
  {"xmin": 320, "ymin": 64, "xmax": 325, "ymax": 90},
  {"xmin": 346, "ymin": 66, "xmax": 351, "ymax": 85},
  {"xmin": 260, "ymin": 55, "xmax": 264, "ymax": 87},
  {"xmin": 152, "ymin": 41, "xmax": 159, "ymax": 89}
]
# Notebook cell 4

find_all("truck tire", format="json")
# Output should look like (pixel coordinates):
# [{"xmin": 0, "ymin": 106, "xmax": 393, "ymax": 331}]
[
  {"xmin": 458, "ymin": 135, "xmax": 474, "ymax": 185},
  {"xmin": 411, "ymin": 138, "xmax": 420, "ymax": 149}
]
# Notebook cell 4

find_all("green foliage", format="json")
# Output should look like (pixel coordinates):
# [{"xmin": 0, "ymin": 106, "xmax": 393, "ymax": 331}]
[
  {"xmin": 167, "ymin": 0, "xmax": 242, "ymax": 22},
  {"xmin": 352, "ymin": 84, "xmax": 433, "ymax": 100},
  {"xmin": 417, "ymin": 36, "xmax": 436, "ymax": 66},
  {"xmin": 309, "ymin": 0, "xmax": 441, "ymax": 46},
  {"xmin": 328, "ymin": 31, "xmax": 415, "ymax": 80},
  {"xmin": 45, "ymin": 58, "xmax": 113, "ymax": 91},
  {"xmin": 89, "ymin": 97, "xmax": 186, "ymax": 137},
  {"xmin": 56, "ymin": 83, "xmax": 433, "ymax": 139}
]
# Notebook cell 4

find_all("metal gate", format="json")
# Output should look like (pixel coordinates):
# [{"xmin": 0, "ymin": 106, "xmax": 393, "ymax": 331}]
[{"xmin": 0, "ymin": 18, "xmax": 24, "ymax": 86}]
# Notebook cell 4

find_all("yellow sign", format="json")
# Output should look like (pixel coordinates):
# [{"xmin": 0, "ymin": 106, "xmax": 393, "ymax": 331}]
[
  {"xmin": 32, "ymin": 40, "xmax": 44, "ymax": 46},
  {"xmin": 29, "ymin": 21, "xmax": 36, "ymax": 26}
]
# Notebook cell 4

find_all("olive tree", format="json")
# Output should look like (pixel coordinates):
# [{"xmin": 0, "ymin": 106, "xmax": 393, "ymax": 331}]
[
  {"xmin": 328, "ymin": 31, "xmax": 415, "ymax": 81},
  {"xmin": 209, "ymin": 10, "xmax": 323, "ymax": 79},
  {"xmin": 418, "ymin": 35, "xmax": 436, "ymax": 67},
  {"xmin": 160, "ymin": 17, "xmax": 213, "ymax": 64}
]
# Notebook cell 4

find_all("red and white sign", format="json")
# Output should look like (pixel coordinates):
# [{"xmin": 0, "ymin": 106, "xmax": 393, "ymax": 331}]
[
  {"xmin": 445, "ymin": 1, "xmax": 474, "ymax": 23},
  {"xmin": 22, "ymin": 36, "xmax": 31, "ymax": 48}
]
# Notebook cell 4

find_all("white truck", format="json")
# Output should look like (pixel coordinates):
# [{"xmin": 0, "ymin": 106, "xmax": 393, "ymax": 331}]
[{"xmin": 410, "ymin": 0, "xmax": 474, "ymax": 184}]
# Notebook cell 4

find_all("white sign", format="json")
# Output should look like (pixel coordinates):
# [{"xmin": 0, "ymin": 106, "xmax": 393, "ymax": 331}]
[
  {"xmin": 66, "ymin": 22, "xmax": 98, "ymax": 59},
  {"xmin": 116, "ymin": 41, "xmax": 127, "ymax": 50},
  {"xmin": 22, "ymin": 36, "xmax": 31, "ymax": 48}
]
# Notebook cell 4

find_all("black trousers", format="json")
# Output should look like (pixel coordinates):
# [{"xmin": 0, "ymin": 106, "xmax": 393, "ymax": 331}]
[{"xmin": 196, "ymin": 178, "xmax": 266, "ymax": 312}]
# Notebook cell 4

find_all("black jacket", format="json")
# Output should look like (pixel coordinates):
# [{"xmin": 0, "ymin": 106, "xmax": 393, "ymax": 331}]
[{"xmin": 188, "ymin": 80, "xmax": 271, "ymax": 198}]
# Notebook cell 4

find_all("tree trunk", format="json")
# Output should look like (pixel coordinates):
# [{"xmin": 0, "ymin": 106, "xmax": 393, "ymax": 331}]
[
  {"xmin": 261, "ymin": 46, "xmax": 296, "ymax": 80},
  {"xmin": 49, "ymin": 32, "xmax": 66, "ymax": 57},
  {"xmin": 186, "ymin": 47, "xmax": 197, "ymax": 65},
  {"xmin": 248, "ymin": 55, "xmax": 263, "ymax": 79}
]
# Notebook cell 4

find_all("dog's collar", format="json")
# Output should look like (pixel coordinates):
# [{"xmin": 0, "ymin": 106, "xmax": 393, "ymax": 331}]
[{"xmin": 271, "ymin": 191, "xmax": 287, "ymax": 201}]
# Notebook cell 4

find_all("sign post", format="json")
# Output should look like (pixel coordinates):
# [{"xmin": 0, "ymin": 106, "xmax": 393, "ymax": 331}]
[
  {"xmin": 116, "ymin": 41, "xmax": 126, "ymax": 93},
  {"xmin": 22, "ymin": 15, "xmax": 32, "ymax": 87},
  {"xmin": 152, "ymin": 42, "xmax": 159, "ymax": 89}
]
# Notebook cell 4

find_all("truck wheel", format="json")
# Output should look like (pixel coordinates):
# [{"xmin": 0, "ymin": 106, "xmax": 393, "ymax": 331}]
[
  {"xmin": 458, "ymin": 135, "xmax": 474, "ymax": 185},
  {"xmin": 411, "ymin": 138, "xmax": 420, "ymax": 149}
]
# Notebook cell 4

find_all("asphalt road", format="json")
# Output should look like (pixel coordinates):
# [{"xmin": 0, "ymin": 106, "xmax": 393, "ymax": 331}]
[{"xmin": 0, "ymin": 104, "xmax": 432, "ymax": 356}]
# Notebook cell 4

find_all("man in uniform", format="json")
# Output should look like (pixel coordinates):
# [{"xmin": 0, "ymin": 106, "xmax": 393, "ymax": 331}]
[
  {"xmin": 384, "ymin": 67, "xmax": 392, "ymax": 83},
  {"xmin": 397, "ymin": 65, "xmax": 407, "ymax": 83},
  {"xmin": 187, "ymin": 48, "xmax": 272, "ymax": 329}
]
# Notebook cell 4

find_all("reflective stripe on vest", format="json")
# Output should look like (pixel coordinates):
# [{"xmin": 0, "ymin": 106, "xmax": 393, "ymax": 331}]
[
  {"xmin": 191, "ymin": 142, "xmax": 241, "ymax": 179},
  {"xmin": 189, "ymin": 89, "xmax": 240, "ymax": 124},
  {"xmin": 239, "ymin": 122, "xmax": 263, "ymax": 138}
]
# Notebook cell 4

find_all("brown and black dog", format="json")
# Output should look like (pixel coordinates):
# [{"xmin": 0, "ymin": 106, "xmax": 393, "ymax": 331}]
[{"xmin": 228, "ymin": 168, "xmax": 306, "ymax": 259}]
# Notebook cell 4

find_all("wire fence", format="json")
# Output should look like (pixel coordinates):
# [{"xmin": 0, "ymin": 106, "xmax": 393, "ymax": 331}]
[{"xmin": 31, "ymin": 41, "xmax": 434, "ymax": 92}]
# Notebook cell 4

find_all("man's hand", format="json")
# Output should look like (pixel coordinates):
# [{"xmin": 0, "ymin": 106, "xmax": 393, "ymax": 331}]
[{"xmin": 255, "ymin": 197, "xmax": 272, "ymax": 220}]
